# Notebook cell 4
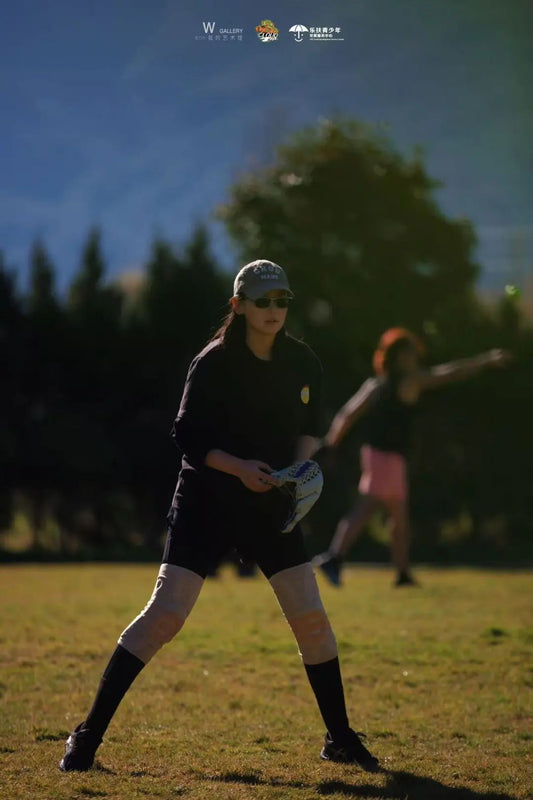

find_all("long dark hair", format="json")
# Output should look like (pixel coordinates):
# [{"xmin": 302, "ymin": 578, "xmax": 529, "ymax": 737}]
[{"xmin": 210, "ymin": 295, "xmax": 246, "ymax": 348}]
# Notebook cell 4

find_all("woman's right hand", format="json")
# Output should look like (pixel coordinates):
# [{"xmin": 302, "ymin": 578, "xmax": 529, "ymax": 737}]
[
  {"xmin": 486, "ymin": 348, "xmax": 512, "ymax": 367},
  {"xmin": 236, "ymin": 460, "xmax": 279, "ymax": 493}
]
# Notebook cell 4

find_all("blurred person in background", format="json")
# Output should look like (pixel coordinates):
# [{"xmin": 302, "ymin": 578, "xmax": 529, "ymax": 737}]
[{"xmin": 314, "ymin": 328, "xmax": 510, "ymax": 587}]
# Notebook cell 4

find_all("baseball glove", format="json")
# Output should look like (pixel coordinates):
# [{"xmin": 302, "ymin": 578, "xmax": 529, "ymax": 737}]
[{"xmin": 271, "ymin": 459, "xmax": 324, "ymax": 533}]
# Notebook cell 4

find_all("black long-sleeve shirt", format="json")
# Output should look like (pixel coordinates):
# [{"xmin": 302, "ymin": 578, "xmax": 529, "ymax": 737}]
[
  {"xmin": 361, "ymin": 377, "xmax": 416, "ymax": 456},
  {"xmin": 170, "ymin": 331, "xmax": 323, "ymax": 513}
]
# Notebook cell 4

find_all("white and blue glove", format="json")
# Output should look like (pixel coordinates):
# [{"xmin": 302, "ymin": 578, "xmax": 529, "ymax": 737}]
[{"xmin": 271, "ymin": 460, "xmax": 324, "ymax": 533}]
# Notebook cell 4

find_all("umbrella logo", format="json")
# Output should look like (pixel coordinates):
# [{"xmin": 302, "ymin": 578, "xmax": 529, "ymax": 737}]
[{"xmin": 289, "ymin": 24, "xmax": 309, "ymax": 43}]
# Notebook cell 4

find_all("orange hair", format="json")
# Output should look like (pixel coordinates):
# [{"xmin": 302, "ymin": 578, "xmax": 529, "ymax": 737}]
[{"xmin": 372, "ymin": 327, "xmax": 425, "ymax": 376}]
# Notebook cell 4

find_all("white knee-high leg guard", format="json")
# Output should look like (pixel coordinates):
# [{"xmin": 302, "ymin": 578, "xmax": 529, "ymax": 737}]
[
  {"xmin": 269, "ymin": 562, "xmax": 338, "ymax": 665},
  {"xmin": 118, "ymin": 563, "xmax": 203, "ymax": 664}
]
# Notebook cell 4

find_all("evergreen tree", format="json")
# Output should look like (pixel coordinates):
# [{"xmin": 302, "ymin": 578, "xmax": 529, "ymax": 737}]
[{"xmin": 0, "ymin": 254, "xmax": 24, "ymax": 532}]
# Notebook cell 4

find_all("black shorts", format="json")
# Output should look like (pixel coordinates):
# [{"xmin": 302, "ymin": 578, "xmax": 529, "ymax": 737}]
[{"xmin": 162, "ymin": 495, "xmax": 309, "ymax": 580}]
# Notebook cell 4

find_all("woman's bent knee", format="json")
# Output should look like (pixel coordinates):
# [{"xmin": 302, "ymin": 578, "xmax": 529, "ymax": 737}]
[
  {"xmin": 118, "ymin": 563, "xmax": 203, "ymax": 664},
  {"xmin": 269, "ymin": 563, "xmax": 338, "ymax": 664}
]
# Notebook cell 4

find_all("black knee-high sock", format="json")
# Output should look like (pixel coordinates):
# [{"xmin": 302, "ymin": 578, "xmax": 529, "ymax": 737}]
[
  {"xmin": 304, "ymin": 656, "xmax": 350, "ymax": 741},
  {"xmin": 82, "ymin": 645, "xmax": 145, "ymax": 739}
]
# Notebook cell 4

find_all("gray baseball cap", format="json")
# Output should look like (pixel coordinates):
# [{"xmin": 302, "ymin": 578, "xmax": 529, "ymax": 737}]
[{"xmin": 233, "ymin": 260, "xmax": 294, "ymax": 300}]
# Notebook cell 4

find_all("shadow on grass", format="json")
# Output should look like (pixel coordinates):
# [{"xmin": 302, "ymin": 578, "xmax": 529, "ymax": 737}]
[
  {"xmin": 207, "ymin": 770, "xmax": 306, "ymax": 788},
  {"xmin": 206, "ymin": 769, "xmax": 518, "ymax": 800},
  {"xmin": 34, "ymin": 728, "xmax": 71, "ymax": 741},
  {"xmin": 92, "ymin": 762, "xmax": 116, "ymax": 775},
  {"xmin": 319, "ymin": 771, "xmax": 517, "ymax": 800}
]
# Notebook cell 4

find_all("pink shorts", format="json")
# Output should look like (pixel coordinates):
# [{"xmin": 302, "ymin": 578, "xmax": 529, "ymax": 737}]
[{"xmin": 358, "ymin": 445, "xmax": 408, "ymax": 503}]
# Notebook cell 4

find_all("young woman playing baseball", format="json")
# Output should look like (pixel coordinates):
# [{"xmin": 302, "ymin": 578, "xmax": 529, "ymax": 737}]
[
  {"xmin": 60, "ymin": 260, "xmax": 380, "ymax": 774},
  {"xmin": 315, "ymin": 328, "xmax": 510, "ymax": 587}
]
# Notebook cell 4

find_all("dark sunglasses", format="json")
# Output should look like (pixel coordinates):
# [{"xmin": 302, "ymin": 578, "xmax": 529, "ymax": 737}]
[{"xmin": 249, "ymin": 296, "xmax": 292, "ymax": 309}]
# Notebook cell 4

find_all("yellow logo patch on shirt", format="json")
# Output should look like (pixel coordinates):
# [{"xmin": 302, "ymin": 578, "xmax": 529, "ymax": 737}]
[{"xmin": 301, "ymin": 384, "xmax": 310, "ymax": 405}]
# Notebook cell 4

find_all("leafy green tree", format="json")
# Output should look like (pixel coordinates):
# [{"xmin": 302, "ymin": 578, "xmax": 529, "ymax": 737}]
[{"xmin": 218, "ymin": 117, "xmax": 484, "ymax": 403}]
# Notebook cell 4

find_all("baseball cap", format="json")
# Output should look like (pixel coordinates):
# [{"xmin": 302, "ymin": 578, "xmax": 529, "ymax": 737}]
[{"xmin": 233, "ymin": 260, "xmax": 294, "ymax": 300}]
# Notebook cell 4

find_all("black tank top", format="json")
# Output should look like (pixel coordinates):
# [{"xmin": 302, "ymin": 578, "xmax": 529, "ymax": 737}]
[{"xmin": 361, "ymin": 377, "xmax": 416, "ymax": 456}]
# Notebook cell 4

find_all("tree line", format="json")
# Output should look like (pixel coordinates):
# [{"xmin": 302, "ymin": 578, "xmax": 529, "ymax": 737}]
[{"xmin": 1, "ymin": 118, "xmax": 531, "ymax": 562}]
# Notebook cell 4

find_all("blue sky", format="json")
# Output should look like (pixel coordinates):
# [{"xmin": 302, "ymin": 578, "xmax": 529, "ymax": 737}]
[{"xmin": 1, "ymin": 0, "xmax": 531, "ymax": 292}]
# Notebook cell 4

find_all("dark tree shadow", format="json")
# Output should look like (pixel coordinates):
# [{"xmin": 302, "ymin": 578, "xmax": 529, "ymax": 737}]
[{"xmin": 206, "ymin": 768, "xmax": 518, "ymax": 800}]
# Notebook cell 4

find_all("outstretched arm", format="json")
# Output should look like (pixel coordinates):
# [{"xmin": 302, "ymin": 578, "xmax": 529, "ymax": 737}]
[
  {"xmin": 419, "ymin": 349, "xmax": 511, "ymax": 390},
  {"xmin": 324, "ymin": 378, "xmax": 378, "ymax": 447}
]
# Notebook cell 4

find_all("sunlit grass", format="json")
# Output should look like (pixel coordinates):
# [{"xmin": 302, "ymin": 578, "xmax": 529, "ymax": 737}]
[{"xmin": 0, "ymin": 564, "xmax": 531, "ymax": 799}]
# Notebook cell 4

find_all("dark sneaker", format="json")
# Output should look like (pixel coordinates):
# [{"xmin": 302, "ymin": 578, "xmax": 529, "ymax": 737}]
[
  {"xmin": 320, "ymin": 729, "xmax": 380, "ymax": 772},
  {"xmin": 313, "ymin": 553, "xmax": 342, "ymax": 587},
  {"xmin": 59, "ymin": 723, "xmax": 101, "ymax": 772},
  {"xmin": 394, "ymin": 571, "xmax": 418, "ymax": 587}
]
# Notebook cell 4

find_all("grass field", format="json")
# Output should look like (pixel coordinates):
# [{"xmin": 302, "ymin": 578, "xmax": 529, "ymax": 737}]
[{"xmin": 0, "ymin": 564, "xmax": 531, "ymax": 800}]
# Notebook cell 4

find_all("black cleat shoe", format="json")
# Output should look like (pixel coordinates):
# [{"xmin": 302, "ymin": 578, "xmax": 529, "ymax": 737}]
[
  {"xmin": 320, "ymin": 729, "xmax": 380, "ymax": 772},
  {"xmin": 59, "ymin": 723, "xmax": 101, "ymax": 772},
  {"xmin": 313, "ymin": 553, "xmax": 342, "ymax": 587},
  {"xmin": 394, "ymin": 571, "xmax": 418, "ymax": 587}
]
